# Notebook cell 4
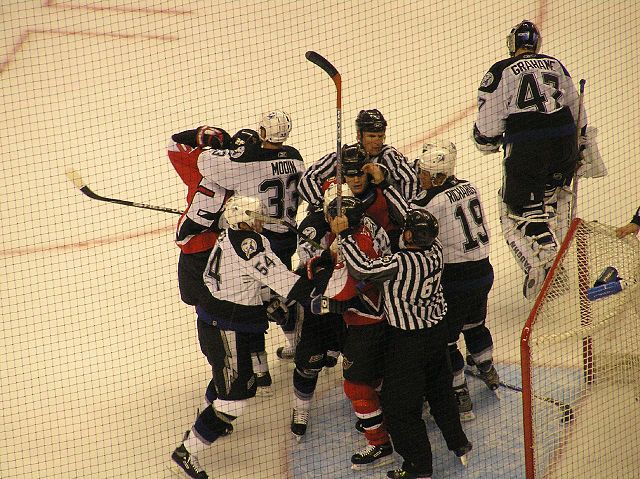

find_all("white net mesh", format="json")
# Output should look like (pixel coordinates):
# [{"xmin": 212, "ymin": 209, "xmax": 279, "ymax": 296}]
[
  {"xmin": 524, "ymin": 220, "xmax": 640, "ymax": 478},
  {"xmin": 2, "ymin": 2, "xmax": 639, "ymax": 479}
]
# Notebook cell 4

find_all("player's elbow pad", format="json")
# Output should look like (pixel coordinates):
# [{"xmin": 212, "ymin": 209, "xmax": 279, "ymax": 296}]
[{"xmin": 472, "ymin": 124, "xmax": 501, "ymax": 153}]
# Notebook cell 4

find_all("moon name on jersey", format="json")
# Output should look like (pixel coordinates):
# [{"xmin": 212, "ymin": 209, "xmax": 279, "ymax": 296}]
[
  {"xmin": 510, "ymin": 58, "xmax": 556, "ymax": 75},
  {"xmin": 444, "ymin": 183, "xmax": 477, "ymax": 204}
]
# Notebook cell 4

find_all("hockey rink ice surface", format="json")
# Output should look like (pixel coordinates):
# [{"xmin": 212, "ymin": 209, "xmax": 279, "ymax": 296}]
[{"xmin": 1, "ymin": 1, "xmax": 639, "ymax": 478}]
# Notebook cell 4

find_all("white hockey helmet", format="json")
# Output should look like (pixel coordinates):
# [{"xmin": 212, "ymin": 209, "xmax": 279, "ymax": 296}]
[
  {"xmin": 323, "ymin": 181, "xmax": 354, "ymax": 216},
  {"xmin": 223, "ymin": 195, "xmax": 265, "ymax": 230},
  {"xmin": 418, "ymin": 141, "xmax": 457, "ymax": 180},
  {"xmin": 259, "ymin": 110, "xmax": 292, "ymax": 143}
]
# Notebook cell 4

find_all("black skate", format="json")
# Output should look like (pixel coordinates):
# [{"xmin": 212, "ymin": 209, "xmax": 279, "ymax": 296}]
[{"xmin": 351, "ymin": 442, "xmax": 393, "ymax": 470}]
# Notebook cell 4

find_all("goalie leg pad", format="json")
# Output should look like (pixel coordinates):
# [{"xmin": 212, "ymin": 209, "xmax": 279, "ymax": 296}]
[{"xmin": 545, "ymin": 186, "xmax": 572, "ymax": 245}]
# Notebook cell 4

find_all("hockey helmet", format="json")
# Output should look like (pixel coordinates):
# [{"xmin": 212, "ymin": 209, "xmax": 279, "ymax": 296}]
[
  {"xmin": 259, "ymin": 110, "xmax": 292, "ymax": 143},
  {"xmin": 507, "ymin": 20, "xmax": 541, "ymax": 56},
  {"xmin": 323, "ymin": 181, "xmax": 354, "ymax": 216},
  {"xmin": 355, "ymin": 109, "xmax": 387, "ymax": 133},
  {"xmin": 417, "ymin": 141, "xmax": 457, "ymax": 181},
  {"xmin": 231, "ymin": 128, "xmax": 261, "ymax": 148},
  {"xmin": 341, "ymin": 142, "xmax": 371, "ymax": 177},
  {"xmin": 223, "ymin": 195, "xmax": 265, "ymax": 230},
  {"xmin": 402, "ymin": 209, "xmax": 439, "ymax": 249},
  {"xmin": 325, "ymin": 195, "xmax": 366, "ymax": 228}
]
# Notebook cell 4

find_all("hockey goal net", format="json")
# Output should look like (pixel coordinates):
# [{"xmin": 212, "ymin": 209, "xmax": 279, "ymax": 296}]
[{"xmin": 521, "ymin": 218, "xmax": 640, "ymax": 479}]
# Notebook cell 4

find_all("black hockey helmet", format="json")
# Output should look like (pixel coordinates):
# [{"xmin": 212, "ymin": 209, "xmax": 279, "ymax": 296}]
[
  {"xmin": 355, "ymin": 109, "xmax": 387, "ymax": 133},
  {"xmin": 402, "ymin": 209, "xmax": 439, "ymax": 249},
  {"xmin": 231, "ymin": 128, "xmax": 261, "ymax": 148},
  {"xmin": 507, "ymin": 20, "xmax": 541, "ymax": 56},
  {"xmin": 341, "ymin": 143, "xmax": 370, "ymax": 177},
  {"xmin": 326, "ymin": 195, "xmax": 366, "ymax": 228}
]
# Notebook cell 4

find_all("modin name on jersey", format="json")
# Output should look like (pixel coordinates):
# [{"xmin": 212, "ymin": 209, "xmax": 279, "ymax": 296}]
[{"xmin": 271, "ymin": 160, "xmax": 298, "ymax": 175}]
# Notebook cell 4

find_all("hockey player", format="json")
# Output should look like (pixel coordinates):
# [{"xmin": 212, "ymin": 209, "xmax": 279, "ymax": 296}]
[
  {"xmin": 412, "ymin": 141, "xmax": 498, "ymax": 422},
  {"xmin": 616, "ymin": 206, "xmax": 640, "ymax": 239},
  {"xmin": 332, "ymin": 208, "xmax": 472, "ymax": 479},
  {"xmin": 285, "ymin": 184, "xmax": 346, "ymax": 442},
  {"xmin": 309, "ymin": 187, "xmax": 395, "ymax": 470},
  {"xmin": 340, "ymin": 142, "xmax": 409, "ymax": 251},
  {"xmin": 298, "ymin": 109, "xmax": 418, "ymax": 209},
  {"xmin": 171, "ymin": 195, "xmax": 314, "ymax": 479},
  {"xmin": 188, "ymin": 110, "xmax": 306, "ymax": 389},
  {"xmin": 473, "ymin": 20, "xmax": 601, "ymax": 300}
]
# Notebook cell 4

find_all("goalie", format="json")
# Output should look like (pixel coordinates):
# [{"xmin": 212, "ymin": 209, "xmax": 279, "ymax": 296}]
[{"xmin": 472, "ymin": 19, "xmax": 606, "ymax": 299}]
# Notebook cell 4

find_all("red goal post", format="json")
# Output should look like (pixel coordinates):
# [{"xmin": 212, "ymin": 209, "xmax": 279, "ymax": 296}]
[{"xmin": 521, "ymin": 218, "xmax": 640, "ymax": 479}]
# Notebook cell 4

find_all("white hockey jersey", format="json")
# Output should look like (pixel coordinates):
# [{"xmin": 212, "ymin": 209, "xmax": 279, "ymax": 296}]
[
  {"xmin": 203, "ymin": 228, "xmax": 302, "ymax": 306},
  {"xmin": 411, "ymin": 178, "xmax": 490, "ymax": 264},
  {"xmin": 198, "ymin": 144, "xmax": 305, "ymax": 234}
]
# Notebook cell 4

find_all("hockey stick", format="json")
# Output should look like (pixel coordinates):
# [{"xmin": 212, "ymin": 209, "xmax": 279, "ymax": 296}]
[
  {"xmin": 465, "ymin": 368, "xmax": 575, "ymax": 424},
  {"xmin": 569, "ymin": 79, "xmax": 586, "ymax": 220},
  {"xmin": 66, "ymin": 168, "xmax": 183, "ymax": 215},
  {"xmin": 305, "ymin": 51, "xmax": 342, "ymax": 212}
]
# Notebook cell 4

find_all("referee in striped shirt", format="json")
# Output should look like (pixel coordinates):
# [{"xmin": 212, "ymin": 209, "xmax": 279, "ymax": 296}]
[{"xmin": 330, "ymin": 209, "xmax": 471, "ymax": 479}]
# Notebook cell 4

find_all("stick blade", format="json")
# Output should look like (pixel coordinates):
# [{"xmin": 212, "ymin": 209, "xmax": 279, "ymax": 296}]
[
  {"xmin": 65, "ymin": 168, "xmax": 86, "ymax": 189},
  {"xmin": 305, "ymin": 51, "xmax": 339, "ymax": 78}
]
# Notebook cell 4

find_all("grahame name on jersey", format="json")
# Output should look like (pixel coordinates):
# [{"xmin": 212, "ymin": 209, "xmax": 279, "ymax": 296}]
[
  {"xmin": 271, "ymin": 160, "xmax": 298, "ymax": 176},
  {"xmin": 510, "ymin": 58, "xmax": 556, "ymax": 75}
]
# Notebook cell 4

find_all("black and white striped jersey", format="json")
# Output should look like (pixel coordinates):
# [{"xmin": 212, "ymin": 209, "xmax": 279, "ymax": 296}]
[
  {"xmin": 340, "ymin": 235, "xmax": 447, "ymax": 330},
  {"xmin": 631, "ymin": 206, "xmax": 640, "ymax": 227},
  {"xmin": 298, "ymin": 145, "xmax": 418, "ymax": 208}
]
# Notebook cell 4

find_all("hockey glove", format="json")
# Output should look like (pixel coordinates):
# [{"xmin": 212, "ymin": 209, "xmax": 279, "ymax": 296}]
[
  {"xmin": 306, "ymin": 249, "xmax": 334, "ymax": 281},
  {"xmin": 266, "ymin": 296, "xmax": 290, "ymax": 325},
  {"xmin": 196, "ymin": 126, "xmax": 230, "ymax": 149},
  {"xmin": 472, "ymin": 124, "xmax": 501, "ymax": 153}
]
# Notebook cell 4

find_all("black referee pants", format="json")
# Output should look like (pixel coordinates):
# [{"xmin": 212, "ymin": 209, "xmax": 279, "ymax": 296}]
[{"xmin": 381, "ymin": 321, "xmax": 468, "ymax": 474}]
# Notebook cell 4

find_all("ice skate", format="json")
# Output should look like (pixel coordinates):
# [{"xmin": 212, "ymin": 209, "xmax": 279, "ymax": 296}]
[
  {"xmin": 386, "ymin": 466, "xmax": 432, "ymax": 478},
  {"xmin": 466, "ymin": 356, "xmax": 500, "ymax": 397},
  {"xmin": 454, "ymin": 442, "xmax": 473, "ymax": 467},
  {"xmin": 291, "ymin": 407, "xmax": 309, "ymax": 441},
  {"xmin": 453, "ymin": 383, "xmax": 475, "ymax": 422},
  {"xmin": 276, "ymin": 345, "xmax": 295, "ymax": 361},
  {"xmin": 255, "ymin": 371, "xmax": 273, "ymax": 397},
  {"xmin": 171, "ymin": 432, "xmax": 208, "ymax": 479},
  {"xmin": 350, "ymin": 442, "xmax": 393, "ymax": 470}
]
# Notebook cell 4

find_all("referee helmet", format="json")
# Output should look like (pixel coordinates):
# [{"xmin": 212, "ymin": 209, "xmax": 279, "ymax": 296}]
[{"xmin": 403, "ymin": 209, "xmax": 439, "ymax": 249}]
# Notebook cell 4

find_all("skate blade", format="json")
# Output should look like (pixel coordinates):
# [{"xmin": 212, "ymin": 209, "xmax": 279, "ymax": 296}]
[
  {"xmin": 293, "ymin": 434, "xmax": 304, "ymax": 443},
  {"xmin": 459, "ymin": 454, "xmax": 470, "ymax": 467},
  {"xmin": 491, "ymin": 388, "xmax": 502, "ymax": 400},
  {"xmin": 350, "ymin": 456, "xmax": 395, "ymax": 470},
  {"xmin": 255, "ymin": 387, "xmax": 273, "ymax": 397},
  {"xmin": 459, "ymin": 411, "xmax": 476, "ymax": 422}
]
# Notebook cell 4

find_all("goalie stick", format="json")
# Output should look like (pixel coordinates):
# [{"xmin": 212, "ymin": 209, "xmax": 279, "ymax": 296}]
[
  {"xmin": 305, "ymin": 51, "xmax": 343, "ymax": 212},
  {"xmin": 569, "ymin": 79, "xmax": 586, "ymax": 220},
  {"xmin": 66, "ymin": 168, "xmax": 323, "ymax": 250},
  {"xmin": 464, "ymin": 368, "xmax": 575, "ymax": 424}
]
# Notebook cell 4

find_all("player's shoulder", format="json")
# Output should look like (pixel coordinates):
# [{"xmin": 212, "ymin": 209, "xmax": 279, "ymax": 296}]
[
  {"xmin": 299, "ymin": 210, "xmax": 329, "ymax": 242},
  {"xmin": 377, "ymin": 144, "xmax": 407, "ymax": 161},
  {"xmin": 479, "ymin": 57, "xmax": 519, "ymax": 92},
  {"xmin": 227, "ymin": 229, "xmax": 266, "ymax": 260},
  {"xmin": 280, "ymin": 144, "xmax": 304, "ymax": 161}
]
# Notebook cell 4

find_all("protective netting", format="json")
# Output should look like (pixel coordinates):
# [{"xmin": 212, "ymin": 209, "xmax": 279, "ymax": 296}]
[
  {"xmin": 523, "ymin": 220, "xmax": 640, "ymax": 478},
  {"xmin": 1, "ymin": 1, "xmax": 639, "ymax": 479}
]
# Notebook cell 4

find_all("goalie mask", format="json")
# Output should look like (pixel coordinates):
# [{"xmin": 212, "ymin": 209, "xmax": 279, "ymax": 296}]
[
  {"xmin": 507, "ymin": 20, "xmax": 541, "ymax": 56},
  {"xmin": 418, "ymin": 141, "xmax": 457, "ymax": 184},
  {"xmin": 259, "ymin": 110, "xmax": 292, "ymax": 143},
  {"xmin": 223, "ymin": 195, "xmax": 265, "ymax": 230},
  {"xmin": 355, "ymin": 109, "xmax": 387, "ymax": 133},
  {"xmin": 402, "ymin": 209, "xmax": 439, "ymax": 249}
]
